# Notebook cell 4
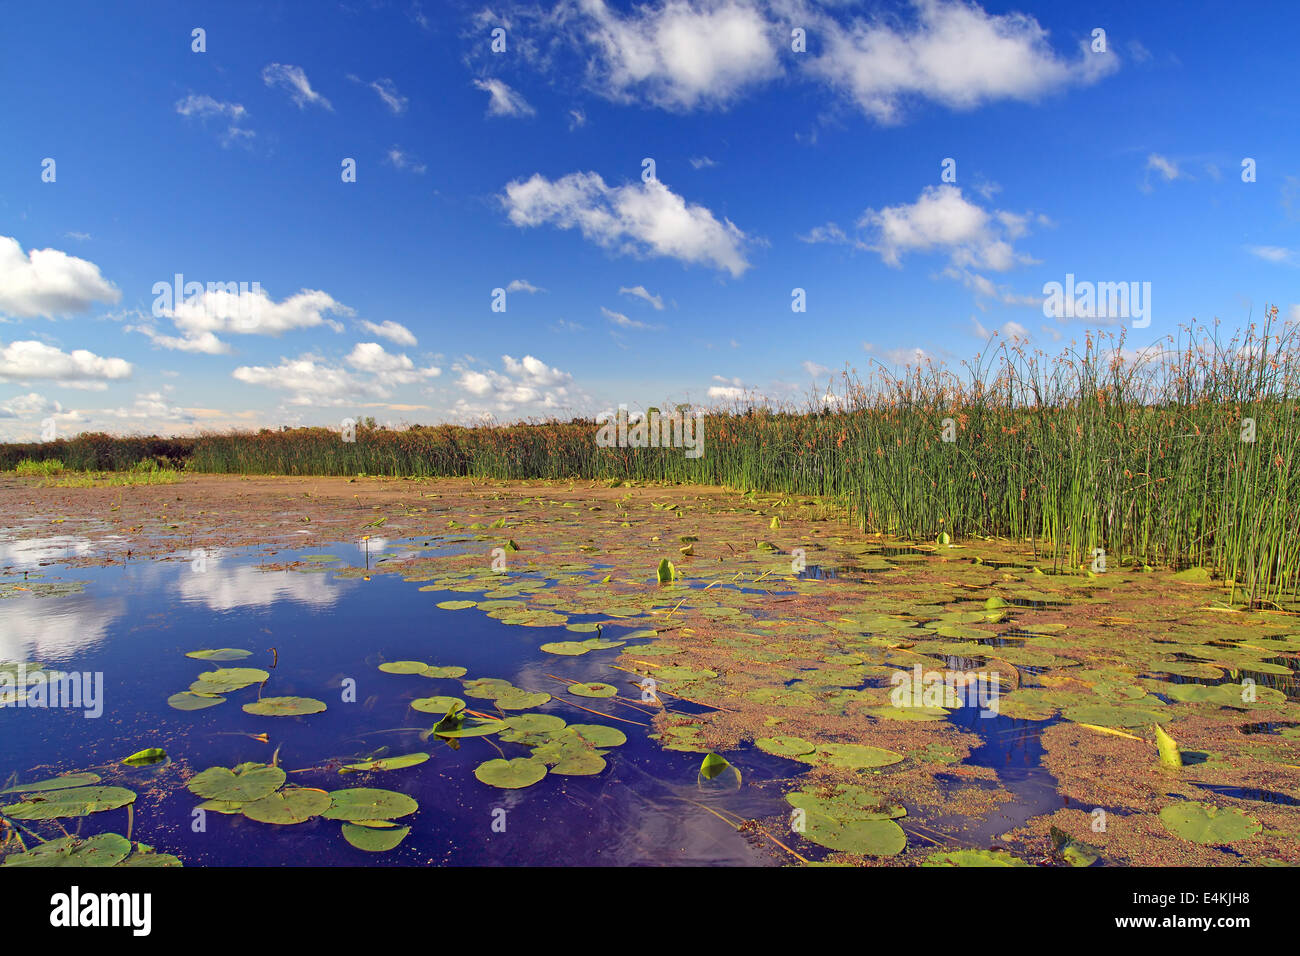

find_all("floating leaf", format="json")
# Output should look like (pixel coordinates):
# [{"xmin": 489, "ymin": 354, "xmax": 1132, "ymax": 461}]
[
  {"xmin": 242, "ymin": 696, "xmax": 327, "ymax": 717},
  {"xmin": 121, "ymin": 747, "xmax": 167, "ymax": 767},
  {"xmin": 657, "ymin": 558, "xmax": 676, "ymax": 584},
  {"xmin": 474, "ymin": 757, "xmax": 548, "ymax": 789},
  {"xmin": 322, "ymin": 788, "xmax": 419, "ymax": 821},
  {"xmin": 699, "ymin": 752, "xmax": 739, "ymax": 784},
  {"xmin": 241, "ymin": 787, "xmax": 332, "ymax": 824},
  {"xmin": 340, "ymin": 753, "xmax": 429, "ymax": 773},
  {"xmin": 1159, "ymin": 802, "xmax": 1261, "ymax": 844},
  {"xmin": 755, "ymin": 736, "xmax": 817, "ymax": 759},
  {"xmin": 568, "ymin": 682, "xmax": 618, "ymax": 699},
  {"xmin": 167, "ymin": 691, "xmax": 225, "ymax": 711},
  {"xmin": 1, "ymin": 773, "xmax": 101, "ymax": 794},
  {"xmin": 2, "ymin": 785, "xmax": 136, "ymax": 820},
  {"xmin": 188, "ymin": 764, "xmax": 286, "ymax": 802},
  {"xmin": 342, "ymin": 822, "xmax": 411, "ymax": 852},
  {"xmin": 923, "ymin": 849, "xmax": 1029, "ymax": 867},
  {"xmin": 411, "ymin": 695, "xmax": 465, "ymax": 714},
  {"xmin": 422, "ymin": 665, "xmax": 468, "ymax": 679},
  {"xmin": 1, "ymin": 833, "xmax": 132, "ymax": 867},
  {"xmin": 186, "ymin": 648, "xmax": 253, "ymax": 661},
  {"xmin": 378, "ymin": 661, "xmax": 428, "ymax": 675}
]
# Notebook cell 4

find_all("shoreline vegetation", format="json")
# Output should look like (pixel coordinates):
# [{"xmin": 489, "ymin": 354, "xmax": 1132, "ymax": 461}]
[{"xmin": 3, "ymin": 319, "xmax": 1297, "ymax": 601}]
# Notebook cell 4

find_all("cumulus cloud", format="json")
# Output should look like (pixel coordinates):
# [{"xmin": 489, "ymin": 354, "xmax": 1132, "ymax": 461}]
[
  {"xmin": 451, "ymin": 353, "xmax": 582, "ymax": 418},
  {"xmin": 345, "ymin": 342, "xmax": 441, "ymax": 384},
  {"xmin": 805, "ymin": 0, "xmax": 1119, "ymax": 122},
  {"xmin": 0, "ymin": 236, "xmax": 121, "ymax": 318},
  {"xmin": 358, "ymin": 319, "xmax": 417, "ymax": 346},
  {"xmin": 574, "ymin": 0, "xmax": 781, "ymax": 110},
  {"xmin": 0, "ymin": 340, "xmax": 132, "ymax": 389},
  {"xmin": 133, "ymin": 286, "xmax": 352, "ymax": 354},
  {"xmin": 502, "ymin": 170, "xmax": 751, "ymax": 276},
  {"xmin": 506, "ymin": 279, "xmax": 546, "ymax": 294},
  {"xmin": 262, "ymin": 64, "xmax": 333, "ymax": 110},
  {"xmin": 473, "ymin": 78, "xmax": 536, "ymax": 117},
  {"xmin": 803, "ymin": 185, "xmax": 1036, "ymax": 273},
  {"xmin": 232, "ymin": 356, "xmax": 380, "ymax": 406},
  {"xmin": 498, "ymin": 0, "xmax": 1115, "ymax": 121}
]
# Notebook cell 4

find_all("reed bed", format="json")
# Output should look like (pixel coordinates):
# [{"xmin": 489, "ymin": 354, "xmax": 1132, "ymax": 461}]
[{"xmin": 3, "ymin": 317, "xmax": 1296, "ymax": 601}]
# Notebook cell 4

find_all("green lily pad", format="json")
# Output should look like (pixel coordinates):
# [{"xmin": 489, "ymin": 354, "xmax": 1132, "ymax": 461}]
[
  {"xmin": 340, "ymin": 753, "xmax": 429, "ymax": 773},
  {"xmin": 322, "ymin": 788, "xmax": 419, "ymax": 822},
  {"xmin": 168, "ymin": 691, "xmax": 226, "ymax": 711},
  {"xmin": 1, "ymin": 773, "xmax": 102, "ymax": 794},
  {"xmin": 2, "ymin": 785, "xmax": 137, "ymax": 820},
  {"xmin": 187, "ymin": 764, "xmax": 286, "ymax": 802},
  {"xmin": 241, "ymin": 787, "xmax": 332, "ymax": 824},
  {"xmin": 474, "ymin": 757, "xmax": 549, "ymax": 789},
  {"xmin": 378, "ymin": 661, "xmax": 429, "ymax": 675},
  {"xmin": 1159, "ymin": 802, "xmax": 1262, "ymax": 844},
  {"xmin": 411, "ymin": 695, "xmax": 466, "ymax": 714},
  {"xmin": 1, "ymin": 833, "xmax": 132, "ymax": 867},
  {"xmin": 341, "ymin": 822, "xmax": 411, "ymax": 852},
  {"xmin": 189, "ymin": 667, "xmax": 270, "ymax": 694},
  {"xmin": 568, "ymin": 682, "xmax": 618, "ymax": 698},
  {"xmin": 186, "ymin": 648, "xmax": 253, "ymax": 661},
  {"xmin": 242, "ymin": 696, "xmax": 327, "ymax": 716},
  {"xmin": 422, "ymin": 665, "xmax": 468, "ymax": 679},
  {"xmin": 923, "ymin": 849, "xmax": 1030, "ymax": 867}
]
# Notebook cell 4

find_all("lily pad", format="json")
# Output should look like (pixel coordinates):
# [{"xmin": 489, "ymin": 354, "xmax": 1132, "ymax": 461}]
[
  {"xmin": 188, "ymin": 764, "xmax": 286, "ymax": 802},
  {"xmin": 241, "ymin": 787, "xmax": 332, "ymax": 824},
  {"xmin": 474, "ymin": 757, "xmax": 549, "ymax": 789},
  {"xmin": 1159, "ymin": 802, "xmax": 1262, "ymax": 844},
  {"xmin": 2, "ymin": 785, "xmax": 137, "ymax": 820},
  {"xmin": 322, "ymin": 788, "xmax": 419, "ymax": 822},
  {"xmin": 568, "ymin": 682, "xmax": 618, "ymax": 699},
  {"xmin": 242, "ymin": 696, "xmax": 327, "ymax": 717},
  {"xmin": 341, "ymin": 822, "xmax": 411, "ymax": 852}
]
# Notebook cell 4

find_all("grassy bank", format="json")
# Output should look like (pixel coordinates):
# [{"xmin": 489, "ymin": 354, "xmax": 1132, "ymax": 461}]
[{"xmin": 3, "ymin": 318, "xmax": 1296, "ymax": 601}]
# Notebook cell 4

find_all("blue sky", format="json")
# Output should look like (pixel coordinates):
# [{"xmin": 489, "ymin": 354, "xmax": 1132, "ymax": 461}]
[{"xmin": 1, "ymin": 0, "xmax": 1297, "ymax": 439}]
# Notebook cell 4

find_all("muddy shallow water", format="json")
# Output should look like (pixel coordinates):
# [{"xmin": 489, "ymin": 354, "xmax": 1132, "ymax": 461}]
[{"xmin": 1, "ymin": 475, "xmax": 1297, "ymax": 866}]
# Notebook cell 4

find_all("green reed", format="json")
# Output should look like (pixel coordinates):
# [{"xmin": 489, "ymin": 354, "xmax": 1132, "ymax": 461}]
[{"xmin": 2, "ymin": 317, "xmax": 1296, "ymax": 601}]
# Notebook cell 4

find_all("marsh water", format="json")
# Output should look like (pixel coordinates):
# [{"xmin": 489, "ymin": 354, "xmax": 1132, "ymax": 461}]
[{"xmin": 0, "ymin": 530, "xmax": 1075, "ymax": 866}]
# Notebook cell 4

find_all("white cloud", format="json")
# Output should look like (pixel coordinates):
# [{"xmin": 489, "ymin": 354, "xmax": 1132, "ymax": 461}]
[
  {"xmin": 971, "ymin": 316, "xmax": 1030, "ymax": 341},
  {"xmin": 345, "ymin": 342, "xmax": 441, "ymax": 384},
  {"xmin": 602, "ymin": 306, "xmax": 660, "ymax": 330},
  {"xmin": 0, "ymin": 392, "xmax": 61, "ymax": 419},
  {"xmin": 502, "ymin": 170, "xmax": 751, "ymax": 276},
  {"xmin": 618, "ymin": 284, "xmax": 665, "ymax": 309},
  {"xmin": 689, "ymin": 156, "xmax": 718, "ymax": 169},
  {"xmin": 802, "ymin": 360, "xmax": 831, "ymax": 378},
  {"xmin": 136, "ymin": 287, "xmax": 352, "ymax": 353},
  {"xmin": 385, "ymin": 146, "xmax": 426, "ymax": 174},
  {"xmin": 507, "ymin": 278, "xmax": 546, "ymax": 294},
  {"xmin": 473, "ymin": 78, "xmax": 536, "ymax": 117},
  {"xmin": 0, "ymin": 236, "xmax": 121, "ymax": 318},
  {"xmin": 805, "ymin": 186, "xmax": 1036, "ymax": 273},
  {"xmin": 359, "ymin": 319, "xmax": 418, "ymax": 346},
  {"xmin": 174, "ymin": 93, "xmax": 254, "ymax": 146},
  {"xmin": 1146, "ymin": 153, "xmax": 1181, "ymax": 181},
  {"xmin": 574, "ymin": 0, "xmax": 781, "ymax": 110},
  {"xmin": 369, "ymin": 77, "xmax": 408, "ymax": 113},
  {"xmin": 232, "ymin": 356, "xmax": 380, "ymax": 406},
  {"xmin": 0, "ymin": 340, "xmax": 132, "ymax": 389},
  {"xmin": 807, "ymin": 0, "xmax": 1118, "ymax": 123},
  {"xmin": 568, "ymin": 108, "xmax": 587, "ymax": 130},
  {"xmin": 451, "ymin": 353, "xmax": 582, "ymax": 418},
  {"xmin": 262, "ymin": 64, "xmax": 333, "ymax": 110},
  {"xmin": 1247, "ymin": 245, "xmax": 1294, "ymax": 265}
]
